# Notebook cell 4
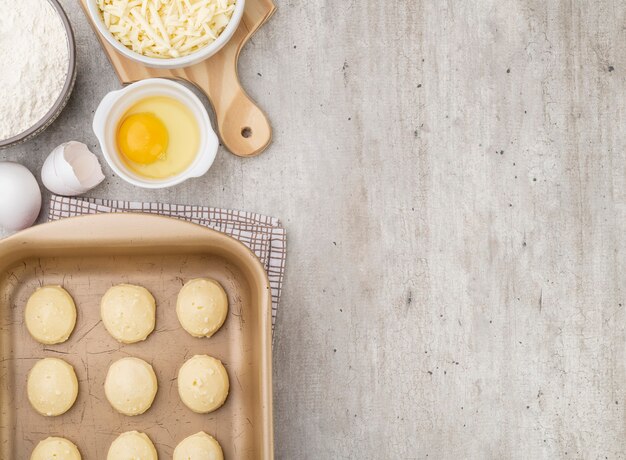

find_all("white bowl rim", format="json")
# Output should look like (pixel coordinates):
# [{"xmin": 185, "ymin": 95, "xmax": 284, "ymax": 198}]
[
  {"xmin": 93, "ymin": 78, "xmax": 219, "ymax": 189},
  {"xmin": 86, "ymin": 0, "xmax": 245, "ymax": 69}
]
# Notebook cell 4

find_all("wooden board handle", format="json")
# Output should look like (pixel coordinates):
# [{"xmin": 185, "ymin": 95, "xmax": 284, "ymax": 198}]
[
  {"xmin": 181, "ymin": 55, "xmax": 272, "ymax": 157},
  {"xmin": 212, "ymin": 81, "xmax": 272, "ymax": 158}
]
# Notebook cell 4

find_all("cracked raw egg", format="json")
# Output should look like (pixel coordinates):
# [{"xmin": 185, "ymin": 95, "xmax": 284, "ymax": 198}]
[
  {"xmin": 117, "ymin": 113, "xmax": 168, "ymax": 164},
  {"xmin": 116, "ymin": 96, "xmax": 199, "ymax": 179}
]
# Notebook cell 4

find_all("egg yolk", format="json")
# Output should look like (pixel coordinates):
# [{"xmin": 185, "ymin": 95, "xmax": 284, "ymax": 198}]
[{"xmin": 117, "ymin": 113, "xmax": 168, "ymax": 164}]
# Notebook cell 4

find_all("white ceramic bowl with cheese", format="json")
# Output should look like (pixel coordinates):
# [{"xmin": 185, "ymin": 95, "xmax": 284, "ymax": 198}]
[
  {"xmin": 86, "ymin": 0, "xmax": 245, "ymax": 69},
  {"xmin": 93, "ymin": 78, "xmax": 219, "ymax": 189}
]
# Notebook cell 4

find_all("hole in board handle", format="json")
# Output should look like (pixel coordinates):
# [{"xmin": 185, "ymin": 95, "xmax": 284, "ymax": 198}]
[{"xmin": 241, "ymin": 127, "xmax": 252, "ymax": 138}]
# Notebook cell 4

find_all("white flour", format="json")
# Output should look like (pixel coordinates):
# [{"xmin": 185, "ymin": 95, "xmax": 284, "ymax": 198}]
[{"xmin": 0, "ymin": 0, "xmax": 69, "ymax": 141}]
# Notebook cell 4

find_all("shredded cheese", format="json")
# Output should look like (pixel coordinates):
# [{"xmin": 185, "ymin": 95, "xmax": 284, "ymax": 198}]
[{"xmin": 98, "ymin": 0, "xmax": 236, "ymax": 58}]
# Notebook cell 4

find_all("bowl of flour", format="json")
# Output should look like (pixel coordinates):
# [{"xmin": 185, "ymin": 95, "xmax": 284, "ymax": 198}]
[{"xmin": 0, "ymin": 0, "xmax": 76, "ymax": 148}]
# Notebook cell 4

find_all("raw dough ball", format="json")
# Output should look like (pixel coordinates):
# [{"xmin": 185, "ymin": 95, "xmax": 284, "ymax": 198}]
[
  {"xmin": 107, "ymin": 431, "xmax": 157, "ymax": 460},
  {"xmin": 104, "ymin": 357, "xmax": 157, "ymax": 416},
  {"xmin": 27, "ymin": 358, "xmax": 78, "ymax": 416},
  {"xmin": 176, "ymin": 278, "xmax": 228, "ymax": 338},
  {"xmin": 173, "ymin": 432, "xmax": 223, "ymax": 460},
  {"xmin": 101, "ymin": 284, "xmax": 156, "ymax": 344},
  {"xmin": 25, "ymin": 285, "xmax": 77, "ymax": 344},
  {"xmin": 31, "ymin": 436, "xmax": 81, "ymax": 460},
  {"xmin": 177, "ymin": 355, "xmax": 229, "ymax": 413}
]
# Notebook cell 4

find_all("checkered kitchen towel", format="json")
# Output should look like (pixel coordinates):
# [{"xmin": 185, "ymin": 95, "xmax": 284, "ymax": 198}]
[{"xmin": 48, "ymin": 195, "xmax": 286, "ymax": 333}]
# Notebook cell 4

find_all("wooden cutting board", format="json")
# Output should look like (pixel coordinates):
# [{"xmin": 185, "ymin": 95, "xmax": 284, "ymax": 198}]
[{"xmin": 78, "ymin": 0, "xmax": 276, "ymax": 157}]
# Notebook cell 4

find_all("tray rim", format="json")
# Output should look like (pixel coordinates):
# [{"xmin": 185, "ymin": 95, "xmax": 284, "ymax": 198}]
[{"xmin": 0, "ymin": 213, "xmax": 274, "ymax": 459}]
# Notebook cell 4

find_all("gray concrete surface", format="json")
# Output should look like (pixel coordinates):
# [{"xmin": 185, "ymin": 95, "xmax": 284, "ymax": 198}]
[{"xmin": 2, "ymin": 0, "xmax": 625, "ymax": 458}]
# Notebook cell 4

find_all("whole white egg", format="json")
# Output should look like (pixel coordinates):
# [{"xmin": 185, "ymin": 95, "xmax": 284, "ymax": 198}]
[{"xmin": 0, "ymin": 162, "xmax": 42, "ymax": 231}]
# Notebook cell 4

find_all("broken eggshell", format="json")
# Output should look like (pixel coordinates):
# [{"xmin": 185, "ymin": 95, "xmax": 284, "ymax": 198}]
[{"xmin": 41, "ymin": 141, "xmax": 105, "ymax": 196}]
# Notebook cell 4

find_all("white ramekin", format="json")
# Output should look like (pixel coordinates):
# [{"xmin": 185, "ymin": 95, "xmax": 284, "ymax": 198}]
[
  {"xmin": 86, "ymin": 0, "xmax": 245, "ymax": 69},
  {"xmin": 93, "ymin": 78, "xmax": 218, "ymax": 189}
]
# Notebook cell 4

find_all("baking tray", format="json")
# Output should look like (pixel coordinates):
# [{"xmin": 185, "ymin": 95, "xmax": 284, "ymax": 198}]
[{"xmin": 0, "ymin": 213, "xmax": 273, "ymax": 458}]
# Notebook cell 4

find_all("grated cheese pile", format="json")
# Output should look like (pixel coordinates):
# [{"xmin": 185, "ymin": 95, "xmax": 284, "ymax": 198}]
[{"xmin": 98, "ymin": 0, "xmax": 236, "ymax": 58}]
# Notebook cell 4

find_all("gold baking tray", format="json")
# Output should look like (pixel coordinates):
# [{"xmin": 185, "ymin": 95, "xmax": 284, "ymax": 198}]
[{"xmin": 0, "ymin": 213, "xmax": 273, "ymax": 458}]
